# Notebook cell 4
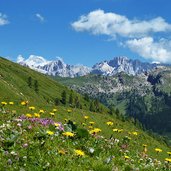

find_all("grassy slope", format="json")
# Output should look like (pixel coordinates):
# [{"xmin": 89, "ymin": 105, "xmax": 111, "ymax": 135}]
[
  {"xmin": 0, "ymin": 57, "xmax": 100, "ymax": 110},
  {"xmin": 55, "ymin": 72, "xmax": 171, "ymax": 136},
  {"xmin": 0, "ymin": 57, "xmax": 171, "ymax": 170}
]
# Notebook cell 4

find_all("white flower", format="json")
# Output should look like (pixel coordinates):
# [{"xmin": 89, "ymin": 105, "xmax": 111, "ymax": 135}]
[{"xmin": 89, "ymin": 148, "xmax": 95, "ymax": 153}]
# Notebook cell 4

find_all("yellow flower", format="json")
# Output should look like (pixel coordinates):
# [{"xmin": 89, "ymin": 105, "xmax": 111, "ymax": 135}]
[
  {"xmin": 88, "ymin": 126, "xmax": 93, "ymax": 129},
  {"xmin": 94, "ymin": 128, "xmax": 101, "ymax": 132},
  {"xmin": 84, "ymin": 116, "xmax": 89, "ymax": 119},
  {"xmin": 143, "ymin": 144, "xmax": 147, "ymax": 147},
  {"xmin": 165, "ymin": 158, "xmax": 171, "ymax": 163},
  {"xmin": 106, "ymin": 121, "xmax": 113, "ymax": 126},
  {"xmin": 39, "ymin": 109, "xmax": 44, "ymax": 114},
  {"xmin": 9, "ymin": 102, "xmax": 14, "ymax": 105},
  {"xmin": 67, "ymin": 109, "xmax": 72, "ymax": 113},
  {"xmin": 113, "ymin": 129, "xmax": 118, "ymax": 132},
  {"xmin": 53, "ymin": 109, "xmax": 57, "ymax": 112},
  {"xmin": 118, "ymin": 129, "xmax": 123, "ymax": 133},
  {"xmin": 21, "ymin": 101, "xmax": 27, "ymax": 106},
  {"xmin": 1, "ymin": 101, "xmax": 7, "ymax": 106},
  {"xmin": 74, "ymin": 149, "xmax": 85, "ymax": 157},
  {"xmin": 167, "ymin": 152, "xmax": 171, "ymax": 156},
  {"xmin": 26, "ymin": 114, "xmax": 32, "ymax": 118},
  {"xmin": 82, "ymin": 123, "xmax": 86, "ymax": 126},
  {"xmin": 34, "ymin": 113, "xmax": 40, "ymax": 118},
  {"xmin": 89, "ymin": 128, "xmax": 101, "ymax": 134},
  {"xmin": 58, "ymin": 149, "xmax": 66, "ymax": 155},
  {"xmin": 89, "ymin": 121, "xmax": 95, "ymax": 125},
  {"xmin": 50, "ymin": 112, "xmax": 55, "ymax": 116},
  {"xmin": 46, "ymin": 131, "xmax": 54, "ymax": 135},
  {"xmin": 29, "ymin": 106, "xmax": 35, "ymax": 110},
  {"xmin": 124, "ymin": 155, "xmax": 130, "ymax": 159},
  {"xmin": 132, "ymin": 131, "xmax": 138, "ymax": 136},
  {"xmin": 155, "ymin": 148, "xmax": 162, "ymax": 153},
  {"xmin": 54, "ymin": 123, "xmax": 60, "ymax": 127},
  {"xmin": 62, "ymin": 132, "xmax": 74, "ymax": 137}
]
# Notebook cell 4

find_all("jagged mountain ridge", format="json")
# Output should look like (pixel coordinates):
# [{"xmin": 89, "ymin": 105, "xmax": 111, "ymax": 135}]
[
  {"xmin": 18, "ymin": 55, "xmax": 162, "ymax": 77},
  {"xmin": 91, "ymin": 56, "xmax": 158, "ymax": 76},
  {"xmin": 17, "ymin": 55, "xmax": 91, "ymax": 77}
]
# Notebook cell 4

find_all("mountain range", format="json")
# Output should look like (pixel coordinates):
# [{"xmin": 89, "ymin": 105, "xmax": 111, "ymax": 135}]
[
  {"xmin": 18, "ymin": 55, "xmax": 164, "ymax": 77},
  {"xmin": 17, "ymin": 55, "xmax": 171, "ymax": 142}
]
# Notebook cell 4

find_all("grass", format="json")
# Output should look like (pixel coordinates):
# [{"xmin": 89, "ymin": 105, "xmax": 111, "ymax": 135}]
[
  {"xmin": 0, "ymin": 102, "xmax": 171, "ymax": 170},
  {"xmin": 0, "ymin": 57, "xmax": 106, "ymax": 112},
  {"xmin": 1, "ymin": 57, "xmax": 171, "ymax": 170}
]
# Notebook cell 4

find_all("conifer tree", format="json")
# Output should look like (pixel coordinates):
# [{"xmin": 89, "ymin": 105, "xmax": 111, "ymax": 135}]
[
  {"xmin": 69, "ymin": 93, "xmax": 73, "ymax": 105},
  {"xmin": 34, "ymin": 80, "xmax": 39, "ymax": 93},
  {"xmin": 61, "ymin": 90, "xmax": 67, "ymax": 105},
  {"xmin": 27, "ymin": 76, "xmax": 32, "ymax": 88}
]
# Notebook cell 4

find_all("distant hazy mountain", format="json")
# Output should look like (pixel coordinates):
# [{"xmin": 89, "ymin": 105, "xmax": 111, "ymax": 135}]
[{"xmin": 18, "ymin": 55, "xmax": 162, "ymax": 77}]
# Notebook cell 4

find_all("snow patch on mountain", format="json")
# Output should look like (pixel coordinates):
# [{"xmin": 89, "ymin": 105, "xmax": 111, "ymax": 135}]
[
  {"xmin": 17, "ymin": 55, "xmax": 91, "ymax": 77},
  {"xmin": 17, "ymin": 55, "xmax": 162, "ymax": 77}
]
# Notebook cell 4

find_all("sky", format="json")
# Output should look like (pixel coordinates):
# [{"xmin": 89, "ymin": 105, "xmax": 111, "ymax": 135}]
[{"xmin": 0, "ymin": 0, "xmax": 171, "ymax": 66}]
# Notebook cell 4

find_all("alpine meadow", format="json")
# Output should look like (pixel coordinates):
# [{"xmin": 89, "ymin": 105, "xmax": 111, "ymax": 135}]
[{"xmin": 1, "ymin": 0, "xmax": 171, "ymax": 170}]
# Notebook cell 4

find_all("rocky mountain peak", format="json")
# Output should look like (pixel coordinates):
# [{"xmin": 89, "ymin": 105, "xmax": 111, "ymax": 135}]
[{"xmin": 18, "ymin": 55, "xmax": 164, "ymax": 77}]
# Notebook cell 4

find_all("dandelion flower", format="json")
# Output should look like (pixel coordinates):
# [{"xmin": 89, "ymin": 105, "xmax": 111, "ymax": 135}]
[
  {"xmin": 132, "ymin": 131, "xmax": 138, "ymax": 136},
  {"xmin": 84, "ymin": 116, "xmax": 89, "ymax": 119},
  {"xmin": 9, "ymin": 102, "xmax": 14, "ymax": 105},
  {"xmin": 82, "ymin": 123, "xmax": 86, "ymax": 126},
  {"xmin": 89, "ymin": 128, "xmax": 101, "ymax": 134},
  {"xmin": 1, "ymin": 101, "xmax": 7, "ymax": 106},
  {"xmin": 113, "ymin": 129, "xmax": 118, "ymax": 132},
  {"xmin": 67, "ymin": 109, "xmax": 72, "ymax": 113},
  {"xmin": 124, "ymin": 155, "xmax": 130, "ymax": 159},
  {"xmin": 34, "ymin": 113, "xmax": 40, "ymax": 118},
  {"xmin": 29, "ymin": 106, "xmax": 35, "ymax": 110},
  {"xmin": 62, "ymin": 132, "xmax": 74, "ymax": 137},
  {"xmin": 58, "ymin": 149, "xmax": 66, "ymax": 155},
  {"xmin": 50, "ymin": 112, "xmax": 55, "ymax": 116},
  {"xmin": 26, "ymin": 114, "xmax": 32, "ymax": 118},
  {"xmin": 106, "ymin": 121, "xmax": 113, "ymax": 126},
  {"xmin": 88, "ymin": 126, "xmax": 93, "ymax": 129},
  {"xmin": 155, "ymin": 148, "xmax": 162, "ymax": 153},
  {"xmin": 46, "ymin": 131, "xmax": 54, "ymax": 135},
  {"xmin": 165, "ymin": 158, "xmax": 171, "ymax": 163},
  {"xmin": 39, "ymin": 109, "xmax": 44, "ymax": 114},
  {"xmin": 74, "ymin": 149, "xmax": 85, "ymax": 157},
  {"xmin": 53, "ymin": 109, "xmax": 57, "ymax": 112},
  {"xmin": 21, "ymin": 101, "xmax": 26, "ymax": 106},
  {"xmin": 54, "ymin": 123, "xmax": 60, "ymax": 127},
  {"xmin": 89, "ymin": 121, "xmax": 95, "ymax": 125},
  {"xmin": 118, "ymin": 129, "xmax": 123, "ymax": 133},
  {"xmin": 167, "ymin": 152, "xmax": 171, "ymax": 156}
]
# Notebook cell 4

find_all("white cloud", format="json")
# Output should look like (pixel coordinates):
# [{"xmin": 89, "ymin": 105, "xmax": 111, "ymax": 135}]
[
  {"xmin": 35, "ymin": 13, "xmax": 45, "ymax": 22},
  {"xmin": 0, "ymin": 13, "xmax": 9, "ymax": 26},
  {"xmin": 125, "ymin": 37, "xmax": 171, "ymax": 63},
  {"xmin": 72, "ymin": 9, "xmax": 171, "ymax": 38}
]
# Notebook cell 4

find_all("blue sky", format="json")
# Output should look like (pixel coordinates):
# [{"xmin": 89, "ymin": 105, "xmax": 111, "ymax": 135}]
[{"xmin": 0, "ymin": 0, "xmax": 171, "ymax": 66}]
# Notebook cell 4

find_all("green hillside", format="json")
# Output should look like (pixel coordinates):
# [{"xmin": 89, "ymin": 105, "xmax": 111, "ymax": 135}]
[
  {"xmin": 1, "ymin": 58, "xmax": 171, "ymax": 170},
  {"xmin": 55, "ymin": 70, "xmax": 171, "ymax": 142},
  {"xmin": 0, "ymin": 57, "xmax": 106, "ymax": 112}
]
